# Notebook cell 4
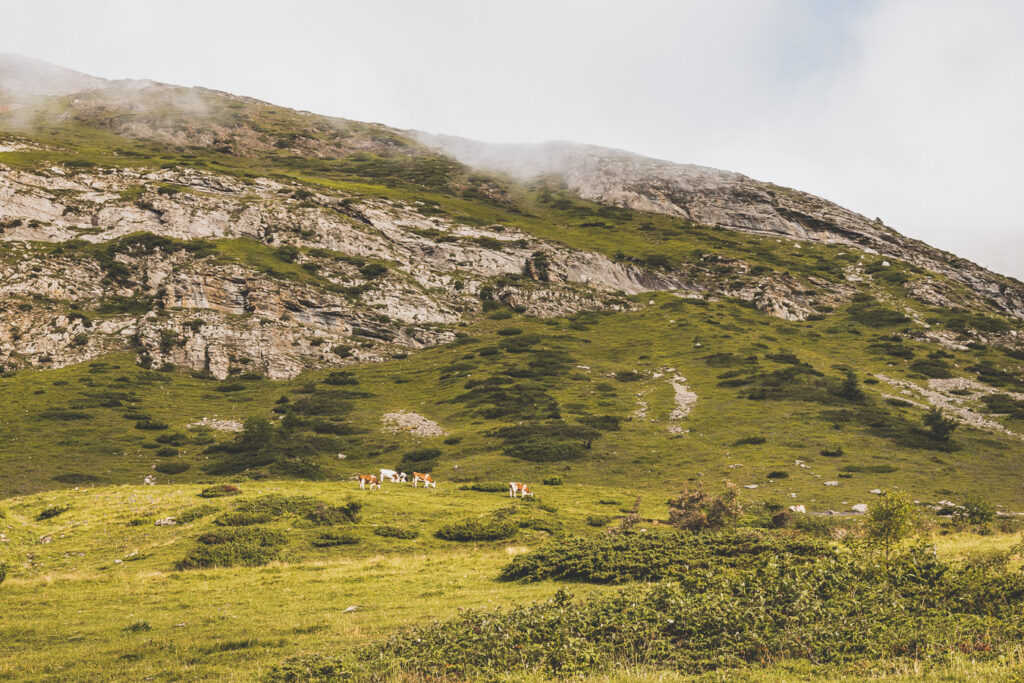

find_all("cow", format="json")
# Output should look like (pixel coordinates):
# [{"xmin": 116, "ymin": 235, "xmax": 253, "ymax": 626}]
[
  {"xmin": 356, "ymin": 474, "xmax": 380, "ymax": 490},
  {"xmin": 379, "ymin": 469, "xmax": 407, "ymax": 484},
  {"xmin": 510, "ymin": 482, "xmax": 533, "ymax": 498},
  {"xmin": 412, "ymin": 472, "xmax": 435, "ymax": 488}
]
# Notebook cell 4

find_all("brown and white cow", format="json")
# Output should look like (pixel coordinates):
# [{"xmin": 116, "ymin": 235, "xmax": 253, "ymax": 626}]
[
  {"xmin": 412, "ymin": 472, "xmax": 435, "ymax": 488},
  {"xmin": 356, "ymin": 474, "xmax": 380, "ymax": 490},
  {"xmin": 509, "ymin": 482, "xmax": 533, "ymax": 498}
]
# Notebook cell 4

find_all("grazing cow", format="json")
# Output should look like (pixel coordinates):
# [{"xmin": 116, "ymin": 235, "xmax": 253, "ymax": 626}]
[
  {"xmin": 379, "ymin": 468, "xmax": 407, "ymax": 484},
  {"xmin": 412, "ymin": 472, "xmax": 435, "ymax": 488},
  {"xmin": 356, "ymin": 474, "xmax": 380, "ymax": 490},
  {"xmin": 509, "ymin": 482, "xmax": 533, "ymax": 498}
]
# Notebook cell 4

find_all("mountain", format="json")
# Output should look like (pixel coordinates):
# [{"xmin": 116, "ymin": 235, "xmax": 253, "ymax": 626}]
[{"xmin": 1, "ymin": 57, "xmax": 1022, "ymax": 506}]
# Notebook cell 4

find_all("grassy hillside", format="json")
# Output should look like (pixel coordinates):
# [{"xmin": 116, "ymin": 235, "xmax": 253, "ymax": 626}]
[{"xmin": 2, "ymin": 292, "xmax": 1022, "ymax": 509}]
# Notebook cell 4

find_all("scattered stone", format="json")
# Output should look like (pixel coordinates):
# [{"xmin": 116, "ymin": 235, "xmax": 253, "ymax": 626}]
[
  {"xmin": 187, "ymin": 417, "xmax": 243, "ymax": 432},
  {"xmin": 788, "ymin": 505, "xmax": 806, "ymax": 513},
  {"xmin": 154, "ymin": 517, "xmax": 176, "ymax": 527},
  {"xmin": 870, "ymin": 488, "xmax": 882, "ymax": 495},
  {"xmin": 381, "ymin": 411, "xmax": 444, "ymax": 437},
  {"xmin": 824, "ymin": 481, "xmax": 839, "ymax": 486},
  {"xmin": 39, "ymin": 534, "xmax": 53, "ymax": 544},
  {"xmin": 851, "ymin": 503, "xmax": 868, "ymax": 513},
  {"xmin": 143, "ymin": 475, "xmax": 156, "ymax": 486},
  {"xmin": 342, "ymin": 606, "xmax": 360, "ymax": 613},
  {"xmin": 744, "ymin": 484, "xmax": 759, "ymax": 489}
]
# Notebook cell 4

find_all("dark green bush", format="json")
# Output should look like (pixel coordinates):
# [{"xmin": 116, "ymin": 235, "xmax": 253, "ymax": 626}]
[
  {"xmin": 199, "ymin": 484, "xmax": 242, "ymax": 498},
  {"xmin": 155, "ymin": 461, "xmax": 190, "ymax": 475},
  {"xmin": 373, "ymin": 525, "xmax": 419, "ymax": 539},
  {"xmin": 312, "ymin": 530, "xmax": 360, "ymax": 547},
  {"xmin": 542, "ymin": 476, "xmax": 563, "ymax": 486},
  {"xmin": 177, "ymin": 504, "xmax": 218, "ymax": 523},
  {"xmin": 436, "ymin": 516, "xmax": 518, "ymax": 542},
  {"xmin": 175, "ymin": 527, "xmax": 286, "ymax": 569},
  {"xmin": 585, "ymin": 514, "xmax": 611, "ymax": 527},
  {"xmin": 155, "ymin": 447, "xmax": 179, "ymax": 458},
  {"xmin": 500, "ymin": 530, "xmax": 830, "ymax": 583},
  {"xmin": 135, "ymin": 419, "xmax": 169, "ymax": 431},
  {"xmin": 458, "ymin": 482, "xmax": 509, "ymax": 493},
  {"xmin": 840, "ymin": 464, "xmax": 898, "ymax": 474},
  {"xmin": 733, "ymin": 436, "xmax": 766, "ymax": 446},
  {"xmin": 37, "ymin": 504, "xmax": 71, "ymax": 521}
]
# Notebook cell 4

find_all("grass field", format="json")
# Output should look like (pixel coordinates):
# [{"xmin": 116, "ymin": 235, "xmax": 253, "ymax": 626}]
[{"xmin": 2, "ymin": 479, "xmax": 1022, "ymax": 681}]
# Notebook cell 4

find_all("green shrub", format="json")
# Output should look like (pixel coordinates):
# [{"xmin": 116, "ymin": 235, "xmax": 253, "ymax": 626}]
[
  {"xmin": 155, "ymin": 447, "xmax": 179, "ymax": 458},
  {"xmin": 135, "ymin": 419, "xmax": 169, "ymax": 431},
  {"xmin": 373, "ymin": 525, "xmax": 419, "ymax": 539},
  {"xmin": 312, "ymin": 530, "xmax": 360, "ymax": 547},
  {"xmin": 953, "ymin": 495, "xmax": 997, "ymax": 527},
  {"xmin": 175, "ymin": 528, "xmax": 286, "ymax": 570},
  {"xmin": 177, "ymin": 504, "xmax": 218, "ymax": 524},
  {"xmin": 458, "ymin": 482, "xmax": 509, "ymax": 493},
  {"xmin": 767, "ymin": 471, "xmax": 789, "ymax": 479},
  {"xmin": 820, "ymin": 447, "xmax": 844, "ymax": 457},
  {"xmin": 668, "ymin": 482, "xmax": 743, "ymax": 532},
  {"xmin": 52, "ymin": 473, "xmax": 101, "ymax": 485},
  {"xmin": 732, "ymin": 436, "xmax": 766, "ymax": 446},
  {"xmin": 840, "ymin": 464, "xmax": 897, "ymax": 474},
  {"xmin": 215, "ymin": 496, "xmax": 360, "ymax": 527},
  {"xmin": 155, "ymin": 461, "xmax": 190, "ymax": 475},
  {"xmin": 199, "ymin": 484, "xmax": 242, "ymax": 498},
  {"xmin": 542, "ymin": 476, "xmax": 563, "ymax": 486},
  {"xmin": 500, "ymin": 529, "xmax": 831, "ymax": 583},
  {"xmin": 585, "ymin": 514, "xmax": 611, "ymax": 527},
  {"xmin": 436, "ymin": 517, "xmax": 518, "ymax": 542},
  {"xmin": 0, "ymin": 562, "xmax": 7, "ymax": 588},
  {"xmin": 37, "ymin": 504, "xmax": 71, "ymax": 521}
]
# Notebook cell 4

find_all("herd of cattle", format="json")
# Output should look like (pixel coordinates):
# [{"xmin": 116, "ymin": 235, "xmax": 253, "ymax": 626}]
[{"xmin": 354, "ymin": 469, "xmax": 534, "ymax": 498}]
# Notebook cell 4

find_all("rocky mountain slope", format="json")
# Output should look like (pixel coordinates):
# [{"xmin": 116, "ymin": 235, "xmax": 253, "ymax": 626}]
[{"xmin": 1, "ymin": 57, "xmax": 1023, "ymax": 501}]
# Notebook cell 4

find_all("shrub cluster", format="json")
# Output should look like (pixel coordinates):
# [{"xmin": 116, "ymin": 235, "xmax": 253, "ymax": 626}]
[
  {"xmin": 500, "ymin": 529, "xmax": 830, "ymax": 583},
  {"xmin": 373, "ymin": 525, "xmax": 419, "ymax": 539},
  {"xmin": 365, "ymin": 543, "xmax": 1024, "ymax": 679},
  {"xmin": 436, "ymin": 516, "xmax": 519, "ymax": 542},
  {"xmin": 199, "ymin": 484, "xmax": 242, "ymax": 498},
  {"xmin": 175, "ymin": 528, "xmax": 286, "ymax": 570},
  {"xmin": 37, "ymin": 504, "xmax": 71, "ymax": 521},
  {"xmin": 312, "ymin": 530, "xmax": 359, "ymax": 547}
]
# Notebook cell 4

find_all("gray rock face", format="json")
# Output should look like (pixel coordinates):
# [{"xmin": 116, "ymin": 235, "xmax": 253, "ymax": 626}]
[{"xmin": 421, "ymin": 136, "xmax": 1024, "ymax": 319}]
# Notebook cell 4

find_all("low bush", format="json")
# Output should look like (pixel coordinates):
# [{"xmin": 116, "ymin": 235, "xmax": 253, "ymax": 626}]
[
  {"xmin": 373, "ymin": 525, "xmax": 419, "ymax": 539},
  {"xmin": 52, "ymin": 473, "xmax": 101, "ymax": 485},
  {"xmin": 215, "ymin": 495, "xmax": 360, "ymax": 527},
  {"xmin": 177, "ymin": 504, "xmax": 218, "ymax": 523},
  {"xmin": 767, "ymin": 471, "xmax": 789, "ymax": 479},
  {"xmin": 135, "ymin": 419, "xmax": 169, "ymax": 431},
  {"xmin": 37, "ymin": 504, "xmax": 71, "ymax": 521},
  {"xmin": 199, "ymin": 484, "xmax": 242, "ymax": 498},
  {"xmin": 155, "ymin": 461, "xmax": 190, "ymax": 475},
  {"xmin": 840, "ymin": 464, "xmax": 898, "ymax": 474},
  {"xmin": 436, "ymin": 516, "xmax": 519, "ymax": 542},
  {"xmin": 0, "ymin": 562, "xmax": 7, "ymax": 588},
  {"xmin": 542, "ymin": 476, "xmax": 563, "ymax": 486},
  {"xmin": 175, "ymin": 528, "xmax": 286, "ymax": 569},
  {"xmin": 733, "ymin": 436, "xmax": 766, "ymax": 446},
  {"xmin": 500, "ymin": 529, "xmax": 830, "ymax": 583},
  {"xmin": 820, "ymin": 447, "xmax": 844, "ymax": 457},
  {"xmin": 312, "ymin": 530, "xmax": 360, "ymax": 547},
  {"xmin": 458, "ymin": 482, "xmax": 509, "ymax": 493},
  {"xmin": 585, "ymin": 514, "xmax": 611, "ymax": 527},
  {"xmin": 155, "ymin": 447, "xmax": 179, "ymax": 458}
]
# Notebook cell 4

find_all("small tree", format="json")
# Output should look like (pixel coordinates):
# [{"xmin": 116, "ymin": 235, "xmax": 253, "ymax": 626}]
[
  {"xmin": 668, "ymin": 481, "xmax": 743, "ymax": 532},
  {"xmin": 837, "ymin": 370, "xmax": 864, "ymax": 401},
  {"xmin": 924, "ymin": 407, "xmax": 957, "ymax": 441},
  {"xmin": 867, "ymin": 490, "xmax": 918, "ymax": 560},
  {"xmin": 953, "ymin": 494, "xmax": 996, "ymax": 528}
]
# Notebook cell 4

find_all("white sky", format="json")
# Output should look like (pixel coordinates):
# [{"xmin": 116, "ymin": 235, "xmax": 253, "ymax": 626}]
[{"xmin": 4, "ymin": 0, "xmax": 1024, "ymax": 279}]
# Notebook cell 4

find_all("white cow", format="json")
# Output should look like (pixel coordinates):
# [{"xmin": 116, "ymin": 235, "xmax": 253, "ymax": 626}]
[{"xmin": 379, "ymin": 469, "xmax": 407, "ymax": 484}]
